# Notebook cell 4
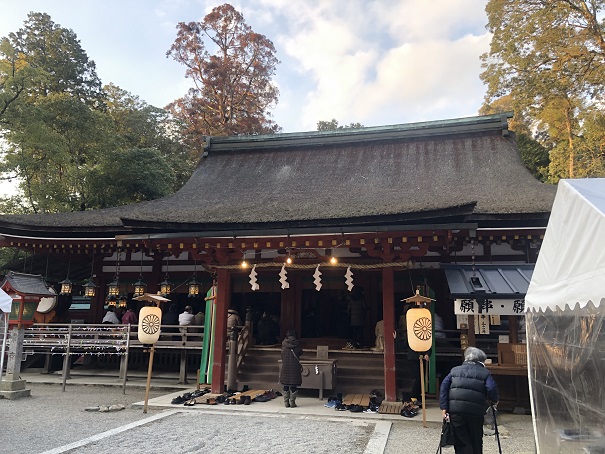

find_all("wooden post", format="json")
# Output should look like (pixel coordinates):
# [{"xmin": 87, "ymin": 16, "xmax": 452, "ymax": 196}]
[
  {"xmin": 382, "ymin": 267, "xmax": 397, "ymax": 402},
  {"xmin": 143, "ymin": 345, "xmax": 155, "ymax": 414},
  {"xmin": 122, "ymin": 327, "xmax": 129, "ymax": 395},
  {"xmin": 211, "ymin": 268, "xmax": 230, "ymax": 394},
  {"xmin": 420, "ymin": 355, "xmax": 427, "ymax": 428},
  {"xmin": 61, "ymin": 324, "xmax": 72, "ymax": 392}
]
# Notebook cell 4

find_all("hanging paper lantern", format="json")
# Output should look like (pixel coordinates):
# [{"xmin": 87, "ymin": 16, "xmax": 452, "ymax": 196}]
[
  {"xmin": 138, "ymin": 306, "xmax": 162, "ymax": 344},
  {"xmin": 406, "ymin": 307, "xmax": 432, "ymax": 352}
]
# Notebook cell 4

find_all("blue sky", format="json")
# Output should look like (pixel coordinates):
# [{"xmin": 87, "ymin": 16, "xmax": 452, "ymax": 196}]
[{"xmin": 0, "ymin": 0, "xmax": 491, "ymax": 133}]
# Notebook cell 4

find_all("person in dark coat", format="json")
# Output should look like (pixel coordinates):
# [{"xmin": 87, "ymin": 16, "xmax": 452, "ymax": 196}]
[
  {"xmin": 279, "ymin": 329, "xmax": 303, "ymax": 408},
  {"xmin": 347, "ymin": 287, "xmax": 367, "ymax": 347},
  {"xmin": 440, "ymin": 347, "xmax": 499, "ymax": 454},
  {"xmin": 162, "ymin": 304, "xmax": 180, "ymax": 339}
]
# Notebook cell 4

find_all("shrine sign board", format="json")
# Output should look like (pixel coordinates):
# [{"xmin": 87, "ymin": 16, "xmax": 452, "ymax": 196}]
[{"xmin": 454, "ymin": 298, "xmax": 525, "ymax": 316}]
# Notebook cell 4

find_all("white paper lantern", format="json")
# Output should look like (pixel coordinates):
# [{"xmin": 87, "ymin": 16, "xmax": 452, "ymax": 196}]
[
  {"xmin": 406, "ymin": 307, "xmax": 432, "ymax": 352},
  {"xmin": 138, "ymin": 306, "xmax": 162, "ymax": 344}
]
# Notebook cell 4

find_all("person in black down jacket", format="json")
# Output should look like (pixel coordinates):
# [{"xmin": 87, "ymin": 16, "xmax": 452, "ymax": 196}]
[
  {"xmin": 279, "ymin": 329, "xmax": 303, "ymax": 408},
  {"xmin": 440, "ymin": 347, "xmax": 499, "ymax": 453}
]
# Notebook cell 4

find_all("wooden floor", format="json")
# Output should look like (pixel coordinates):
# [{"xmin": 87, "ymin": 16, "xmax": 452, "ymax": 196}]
[
  {"xmin": 378, "ymin": 401, "xmax": 403, "ymax": 414},
  {"xmin": 342, "ymin": 393, "xmax": 370, "ymax": 407}
]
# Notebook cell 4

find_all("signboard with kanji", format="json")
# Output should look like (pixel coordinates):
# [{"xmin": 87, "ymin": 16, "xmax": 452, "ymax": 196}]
[{"xmin": 454, "ymin": 298, "xmax": 525, "ymax": 315}]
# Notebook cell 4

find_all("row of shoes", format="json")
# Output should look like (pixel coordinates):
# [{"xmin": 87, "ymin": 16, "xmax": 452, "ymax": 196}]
[
  {"xmin": 400, "ymin": 401, "xmax": 420, "ymax": 418},
  {"xmin": 253, "ymin": 389, "xmax": 281, "ymax": 402},
  {"xmin": 341, "ymin": 341, "xmax": 363, "ymax": 350},
  {"xmin": 223, "ymin": 395, "xmax": 252, "ymax": 405},
  {"xmin": 171, "ymin": 388, "xmax": 211, "ymax": 405}
]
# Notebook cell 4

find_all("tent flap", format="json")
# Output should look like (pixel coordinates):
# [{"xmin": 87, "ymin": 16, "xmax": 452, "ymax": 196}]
[{"xmin": 525, "ymin": 179, "xmax": 605, "ymax": 311}]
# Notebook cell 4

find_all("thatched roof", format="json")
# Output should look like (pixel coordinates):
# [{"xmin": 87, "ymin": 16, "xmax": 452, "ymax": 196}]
[{"xmin": 0, "ymin": 113, "xmax": 556, "ymax": 238}]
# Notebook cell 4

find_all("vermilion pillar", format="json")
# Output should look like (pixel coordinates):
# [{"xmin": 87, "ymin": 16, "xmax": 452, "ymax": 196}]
[
  {"xmin": 382, "ymin": 266, "xmax": 397, "ymax": 402},
  {"xmin": 211, "ymin": 268, "xmax": 231, "ymax": 393}
]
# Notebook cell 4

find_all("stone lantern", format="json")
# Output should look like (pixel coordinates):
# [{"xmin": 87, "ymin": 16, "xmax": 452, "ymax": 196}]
[{"xmin": 0, "ymin": 272, "xmax": 55, "ymax": 399}]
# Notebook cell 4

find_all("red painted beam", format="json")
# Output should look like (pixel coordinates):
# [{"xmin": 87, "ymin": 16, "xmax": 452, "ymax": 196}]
[
  {"xmin": 211, "ymin": 268, "xmax": 230, "ymax": 393},
  {"xmin": 382, "ymin": 266, "xmax": 397, "ymax": 402}
]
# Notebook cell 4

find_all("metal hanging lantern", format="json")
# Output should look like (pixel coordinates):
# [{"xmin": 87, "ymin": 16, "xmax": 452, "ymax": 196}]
[
  {"xmin": 59, "ymin": 277, "xmax": 73, "ymax": 296},
  {"xmin": 83, "ymin": 279, "xmax": 97, "ymax": 298},
  {"xmin": 107, "ymin": 248, "xmax": 122, "ymax": 297},
  {"xmin": 107, "ymin": 278, "xmax": 120, "ymax": 297},
  {"xmin": 188, "ymin": 257, "xmax": 200, "ymax": 298},
  {"xmin": 133, "ymin": 279, "xmax": 147, "ymax": 297},
  {"xmin": 160, "ymin": 278, "xmax": 172, "ymax": 296},
  {"xmin": 59, "ymin": 255, "xmax": 73, "ymax": 295},
  {"xmin": 106, "ymin": 295, "xmax": 117, "ymax": 307},
  {"xmin": 160, "ymin": 254, "xmax": 172, "ymax": 296},
  {"xmin": 133, "ymin": 250, "xmax": 147, "ymax": 297},
  {"xmin": 118, "ymin": 294, "xmax": 128, "ymax": 308},
  {"xmin": 188, "ymin": 278, "xmax": 200, "ymax": 298},
  {"xmin": 83, "ymin": 252, "xmax": 96, "ymax": 297}
]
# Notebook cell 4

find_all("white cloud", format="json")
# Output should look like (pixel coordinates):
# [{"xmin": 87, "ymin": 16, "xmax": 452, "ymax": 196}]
[
  {"xmin": 0, "ymin": 0, "xmax": 493, "ymax": 133},
  {"xmin": 263, "ymin": 0, "xmax": 491, "ymax": 130}
]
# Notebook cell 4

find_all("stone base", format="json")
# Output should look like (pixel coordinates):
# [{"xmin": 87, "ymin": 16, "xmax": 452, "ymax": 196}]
[{"xmin": 0, "ymin": 379, "xmax": 32, "ymax": 399}]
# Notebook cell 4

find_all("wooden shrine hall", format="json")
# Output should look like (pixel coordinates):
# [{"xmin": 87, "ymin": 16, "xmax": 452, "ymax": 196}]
[{"xmin": 0, "ymin": 112, "xmax": 556, "ymax": 402}]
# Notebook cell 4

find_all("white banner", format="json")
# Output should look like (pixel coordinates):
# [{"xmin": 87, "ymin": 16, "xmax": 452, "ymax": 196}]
[
  {"xmin": 0, "ymin": 288, "xmax": 12, "ymax": 313},
  {"xmin": 454, "ymin": 298, "xmax": 525, "ymax": 316}
]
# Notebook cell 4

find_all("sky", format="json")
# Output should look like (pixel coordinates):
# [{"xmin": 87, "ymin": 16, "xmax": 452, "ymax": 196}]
[{"xmin": 0, "ymin": 0, "xmax": 492, "ymax": 134}]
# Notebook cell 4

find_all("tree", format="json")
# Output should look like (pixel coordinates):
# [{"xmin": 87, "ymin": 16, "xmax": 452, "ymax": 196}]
[
  {"xmin": 0, "ymin": 13, "xmax": 193, "ymax": 214},
  {"xmin": 87, "ymin": 148, "xmax": 176, "ymax": 208},
  {"xmin": 317, "ymin": 119, "xmax": 364, "ymax": 131},
  {"xmin": 103, "ymin": 83, "xmax": 194, "ymax": 190},
  {"xmin": 481, "ymin": 0, "xmax": 605, "ymax": 181},
  {"xmin": 0, "ymin": 12, "xmax": 102, "ymax": 121},
  {"xmin": 167, "ymin": 3, "xmax": 280, "ymax": 156}
]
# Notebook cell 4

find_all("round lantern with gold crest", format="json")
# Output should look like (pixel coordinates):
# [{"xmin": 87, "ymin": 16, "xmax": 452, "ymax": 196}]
[
  {"xmin": 133, "ymin": 292, "xmax": 170, "ymax": 412},
  {"xmin": 402, "ymin": 289, "xmax": 435, "ymax": 428}
]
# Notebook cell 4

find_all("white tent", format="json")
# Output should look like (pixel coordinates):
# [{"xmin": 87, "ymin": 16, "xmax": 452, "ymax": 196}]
[{"xmin": 525, "ymin": 178, "xmax": 605, "ymax": 453}]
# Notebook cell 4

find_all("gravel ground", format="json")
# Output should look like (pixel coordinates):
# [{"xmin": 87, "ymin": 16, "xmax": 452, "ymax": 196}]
[
  {"xmin": 1, "ymin": 383, "xmax": 536, "ymax": 454},
  {"xmin": 384, "ymin": 413, "xmax": 536, "ymax": 454},
  {"xmin": 0, "ymin": 383, "xmax": 166, "ymax": 454}
]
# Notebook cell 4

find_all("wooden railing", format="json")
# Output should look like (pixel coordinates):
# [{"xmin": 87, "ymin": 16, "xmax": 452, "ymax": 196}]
[
  {"xmin": 17, "ymin": 323, "xmax": 206, "ymax": 391},
  {"xmin": 235, "ymin": 322, "xmax": 252, "ymax": 370}
]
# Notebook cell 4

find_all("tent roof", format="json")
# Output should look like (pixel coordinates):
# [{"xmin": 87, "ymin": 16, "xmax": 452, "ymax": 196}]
[
  {"xmin": 525, "ymin": 179, "xmax": 605, "ymax": 311},
  {"xmin": 0, "ymin": 113, "xmax": 556, "ymax": 238}
]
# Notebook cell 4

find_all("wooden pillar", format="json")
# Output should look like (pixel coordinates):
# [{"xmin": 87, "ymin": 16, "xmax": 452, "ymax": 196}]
[
  {"xmin": 211, "ymin": 268, "xmax": 230, "ymax": 393},
  {"xmin": 280, "ymin": 273, "xmax": 301, "ymax": 339},
  {"xmin": 91, "ymin": 255, "xmax": 105, "ymax": 323},
  {"xmin": 509, "ymin": 315, "xmax": 519, "ymax": 344},
  {"xmin": 149, "ymin": 253, "xmax": 164, "ymax": 293},
  {"xmin": 382, "ymin": 266, "xmax": 397, "ymax": 402}
]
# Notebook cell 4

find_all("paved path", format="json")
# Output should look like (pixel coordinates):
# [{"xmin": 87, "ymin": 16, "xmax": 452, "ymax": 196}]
[{"xmin": 0, "ymin": 373, "xmax": 536, "ymax": 453}]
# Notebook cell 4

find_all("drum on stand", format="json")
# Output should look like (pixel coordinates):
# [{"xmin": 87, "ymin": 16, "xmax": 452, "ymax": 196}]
[{"xmin": 36, "ymin": 287, "xmax": 57, "ymax": 314}]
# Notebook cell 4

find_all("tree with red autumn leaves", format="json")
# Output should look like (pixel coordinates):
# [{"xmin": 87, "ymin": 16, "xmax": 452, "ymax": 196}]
[{"xmin": 167, "ymin": 4, "xmax": 281, "ymax": 156}]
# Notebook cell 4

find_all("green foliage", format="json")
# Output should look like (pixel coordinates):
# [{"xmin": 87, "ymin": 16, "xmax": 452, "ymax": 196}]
[
  {"xmin": 167, "ymin": 3, "xmax": 281, "ymax": 158},
  {"xmin": 516, "ymin": 133, "xmax": 549, "ymax": 182},
  {"xmin": 0, "ymin": 13, "xmax": 195, "ymax": 214},
  {"xmin": 317, "ymin": 119, "xmax": 364, "ymax": 131},
  {"xmin": 87, "ymin": 148, "xmax": 176, "ymax": 208},
  {"xmin": 481, "ymin": 0, "xmax": 605, "ymax": 180}
]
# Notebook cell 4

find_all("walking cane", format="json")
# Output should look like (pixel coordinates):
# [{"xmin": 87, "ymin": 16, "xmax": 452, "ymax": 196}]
[{"xmin": 492, "ymin": 405, "xmax": 502, "ymax": 454}]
